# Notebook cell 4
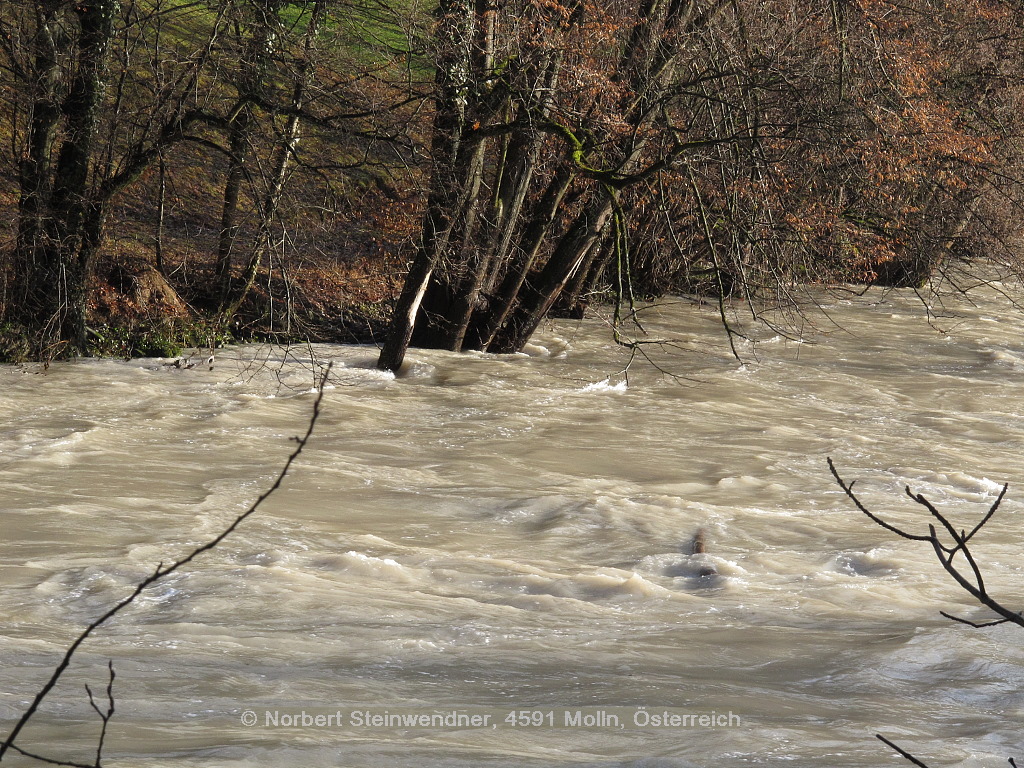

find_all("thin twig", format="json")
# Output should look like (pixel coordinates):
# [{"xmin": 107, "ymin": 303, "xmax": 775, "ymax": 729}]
[
  {"xmin": 939, "ymin": 611, "xmax": 1013, "ymax": 628},
  {"xmin": 0, "ymin": 365, "xmax": 331, "ymax": 762},
  {"xmin": 965, "ymin": 484, "xmax": 1009, "ymax": 544},
  {"xmin": 827, "ymin": 458, "xmax": 931, "ymax": 542},
  {"xmin": 876, "ymin": 734, "xmax": 932, "ymax": 767},
  {"xmin": 83, "ymin": 661, "xmax": 115, "ymax": 767}
]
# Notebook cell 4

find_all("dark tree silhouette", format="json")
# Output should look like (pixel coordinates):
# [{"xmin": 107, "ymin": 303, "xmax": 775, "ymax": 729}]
[{"xmin": 829, "ymin": 457, "xmax": 1022, "ymax": 767}]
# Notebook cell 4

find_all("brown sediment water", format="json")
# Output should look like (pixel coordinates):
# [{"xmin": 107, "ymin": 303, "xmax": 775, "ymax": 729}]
[{"xmin": 1, "ymin": 287, "xmax": 1022, "ymax": 767}]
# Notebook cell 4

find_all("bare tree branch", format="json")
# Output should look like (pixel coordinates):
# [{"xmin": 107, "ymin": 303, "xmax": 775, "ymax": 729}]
[
  {"xmin": 0, "ymin": 742, "xmax": 95, "ymax": 768},
  {"xmin": 832, "ymin": 458, "xmax": 1022, "ymax": 767},
  {"xmin": 827, "ymin": 458, "xmax": 932, "ymax": 542},
  {"xmin": 0, "ymin": 365, "xmax": 331, "ymax": 762},
  {"xmin": 939, "ymin": 611, "xmax": 1012, "ymax": 628},
  {"xmin": 84, "ymin": 661, "xmax": 115, "ymax": 768},
  {"xmin": 828, "ymin": 457, "xmax": 1024, "ymax": 629},
  {"xmin": 876, "ymin": 734, "xmax": 933, "ymax": 767}
]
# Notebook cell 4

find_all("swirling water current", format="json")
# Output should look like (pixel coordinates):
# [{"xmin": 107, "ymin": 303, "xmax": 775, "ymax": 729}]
[{"xmin": 1, "ymin": 287, "xmax": 1022, "ymax": 767}]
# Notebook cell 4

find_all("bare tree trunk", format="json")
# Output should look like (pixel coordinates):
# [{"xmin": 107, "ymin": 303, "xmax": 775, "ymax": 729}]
[
  {"xmin": 155, "ymin": 152, "xmax": 166, "ymax": 274},
  {"xmin": 221, "ymin": 0, "xmax": 327, "ymax": 322},
  {"xmin": 49, "ymin": 0, "xmax": 117, "ymax": 351},
  {"xmin": 14, "ymin": 1, "xmax": 63, "ymax": 324},
  {"xmin": 467, "ymin": 164, "xmax": 574, "ymax": 350},
  {"xmin": 456, "ymin": 52, "xmax": 563, "ymax": 350},
  {"xmin": 488, "ymin": 195, "xmax": 614, "ymax": 353},
  {"xmin": 12, "ymin": 0, "xmax": 116, "ymax": 354},
  {"xmin": 556, "ymin": 234, "xmax": 613, "ymax": 317},
  {"xmin": 215, "ymin": 114, "xmax": 250, "ymax": 302},
  {"xmin": 409, "ymin": 0, "xmax": 499, "ymax": 352},
  {"xmin": 5, "ymin": 0, "xmax": 230, "ymax": 358},
  {"xmin": 382, "ymin": 127, "xmax": 488, "ymax": 365},
  {"xmin": 418, "ymin": 137, "xmax": 489, "ymax": 350},
  {"xmin": 377, "ymin": 0, "xmax": 476, "ymax": 371},
  {"xmin": 377, "ymin": 244, "xmax": 437, "ymax": 372},
  {"xmin": 215, "ymin": 0, "xmax": 280, "ymax": 309}
]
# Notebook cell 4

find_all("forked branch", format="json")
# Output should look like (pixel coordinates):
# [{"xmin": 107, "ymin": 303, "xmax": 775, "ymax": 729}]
[
  {"xmin": 828, "ymin": 457, "xmax": 1023, "ymax": 629},
  {"xmin": 830, "ymin": 458, "xmax": 1022, "ymax": 767}
]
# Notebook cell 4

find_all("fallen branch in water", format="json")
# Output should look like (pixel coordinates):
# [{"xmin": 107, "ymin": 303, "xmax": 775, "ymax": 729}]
[{"xmin": 0, "ymin": 364, "xmax": 330, "ymax": 764}]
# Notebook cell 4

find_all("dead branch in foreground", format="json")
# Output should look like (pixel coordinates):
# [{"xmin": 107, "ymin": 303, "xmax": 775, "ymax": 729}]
[
  {"xmin": 829, "ymin": 457, "xmax": 1022, "ymax": 768},
  {"xmin": 828, "ymin": 457, "xmax": 1023, "ymax": 629},
  {"xmin": 0, "ymin": 364, "xmax": 330, "ymax": 765}
]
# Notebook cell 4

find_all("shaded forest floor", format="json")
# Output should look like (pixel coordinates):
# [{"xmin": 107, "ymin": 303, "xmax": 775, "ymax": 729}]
[
  {"xmin": 0, "ymin": 141, "xmax": 409, "ymax": 361},
  {"xmin": 90, "ymin": 246, "xmax": 400, "ymax": 355}
]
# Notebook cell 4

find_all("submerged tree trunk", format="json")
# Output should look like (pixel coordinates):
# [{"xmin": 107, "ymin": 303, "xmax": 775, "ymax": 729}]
[
  {"xmin": 872, "ymin": 193, "xmax": 982, "ymax": 288},
  {"xmin": 379, "ymin": 0, "xmax": 712, "ymax": 363},
  {"xmin": 488, "ymin": 195, "xmax": 615, "ymax": 353},
  {"xmin": 466, "ymin": 164, "xmax": 574, "ymax": 350},
  {"xmin": 440, "ymin": 46, "xmax": 563, "ymax": 352},
  {"xmin": 408, "ymin": 133, "xmax": 489, "ymax": 350}
]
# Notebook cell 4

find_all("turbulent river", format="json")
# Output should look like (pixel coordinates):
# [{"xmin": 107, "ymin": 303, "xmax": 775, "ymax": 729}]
[{"xmin": 1, "ymin": 285, "xmax": 1023, "ymax": 768}]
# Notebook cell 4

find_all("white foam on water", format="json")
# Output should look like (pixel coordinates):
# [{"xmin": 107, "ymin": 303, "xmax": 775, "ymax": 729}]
[
  {"xmin": 2, "ymin": 287, "xmax": 1024, "ymax": 766},
  {"xmin": 580, "ymin": 378, "xmax": 628, "ymax": 393}
]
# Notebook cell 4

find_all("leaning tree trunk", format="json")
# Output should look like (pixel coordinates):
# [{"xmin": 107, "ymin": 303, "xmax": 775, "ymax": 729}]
[
  {"xmin": 378, "ymin": 130, "xmax": 488, "ymax": 371},
  {"xmin": 383, "ymin": 0, "xmax": 580, "ymax": 364},
  {"xmin": 377, "ymin": 0, "xmax": 477, "ymax": 372},
  {"xmin": 481, "ymin": 0, "xmax": 705, "ymax": 352},
  {"xmin": 409, "ymin": 134, "xmax": 489, "ymax": 350},
  {"xmin": 455, "ymin": 51, "xmax": 564, "ymax": 351},
  {"xmin": 488, "ymin": 194, "xmax": 615, "ymax": 353},
  {"xmin": 555, "ymin": 234, "xmax": 614, "ymax": 317},
  {"xmin": 466, "ymin": 163, "xmax": 574, "ymax": 350},
  {"xmin": 381, "ymin": 0, "xmax": 720, "ymax": 364},
  {"xmin": 408, "ymin": 0, "xmax": 498, "ymax": 352}
]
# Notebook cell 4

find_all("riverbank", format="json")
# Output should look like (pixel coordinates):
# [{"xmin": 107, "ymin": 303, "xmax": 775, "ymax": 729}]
[{"xmin": 0, "ymin": 248, "xmax": 399, "ymax": 363}]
